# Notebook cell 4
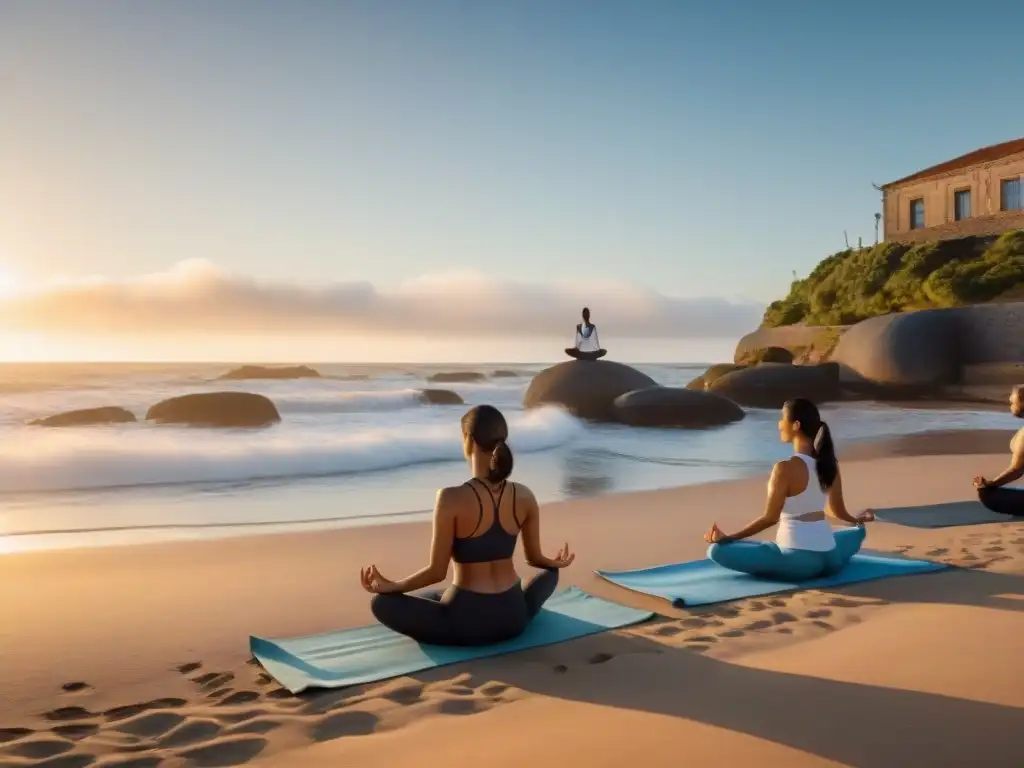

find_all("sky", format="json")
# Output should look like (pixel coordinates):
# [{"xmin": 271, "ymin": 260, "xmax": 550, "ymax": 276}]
[{"xmin": 1, "ymin": 0, "xmax": 1023, "ymax": 362}]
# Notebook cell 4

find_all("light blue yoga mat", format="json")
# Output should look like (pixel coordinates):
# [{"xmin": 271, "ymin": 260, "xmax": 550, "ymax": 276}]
[
  {"xmin": 596, "ymin": 553, "xmax": 950, "ymax": 607},
  {"xmin": 250, "ymin": 587, "xmax": 653, "ymax": 694},
  {"xmin": 874, "ymin": 501, "xmax": 1017, "ymax": 528}
]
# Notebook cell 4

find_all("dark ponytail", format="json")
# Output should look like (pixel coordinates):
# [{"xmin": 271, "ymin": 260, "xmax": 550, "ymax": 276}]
[
  {"xmin": 461, "ymin": 404, "xmax": 514, "ymax": 484},
  {"xmin": 489, "ymin": 439, "xmax": 514, "ymax": 484},
  {"xmin": 783, "ymin": 398, "xmax": 838, "ymax": 490}
]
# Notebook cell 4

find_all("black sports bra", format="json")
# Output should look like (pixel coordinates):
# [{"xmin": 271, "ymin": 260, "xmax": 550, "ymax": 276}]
[{"xmin": 451, "ymin": 479, "xmax": 520, "ymax": 564}]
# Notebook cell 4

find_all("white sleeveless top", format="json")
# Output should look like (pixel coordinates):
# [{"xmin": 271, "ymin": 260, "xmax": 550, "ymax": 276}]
[
  {"xmin": 776, "ymin": 454, "xmax": 836, "ymax": 552},
  {"xmin": 576, "ymin": 323, "xmax": 599, "ymax": 352}
]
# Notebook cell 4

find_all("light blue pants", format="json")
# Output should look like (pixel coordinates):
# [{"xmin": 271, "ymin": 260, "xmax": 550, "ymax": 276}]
[{"xmin": 707, "ymin": 526, "xmax": 866, "ymax": 582}]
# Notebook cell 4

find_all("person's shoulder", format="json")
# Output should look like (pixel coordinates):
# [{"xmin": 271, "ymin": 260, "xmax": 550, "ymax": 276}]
[
  {"xmin": 511, "ymin": 481, "xmax": 538, "ymax": 505},
  {"xmin": 435, "ymin": 483, "xmax": 473, "ymax": 510}
]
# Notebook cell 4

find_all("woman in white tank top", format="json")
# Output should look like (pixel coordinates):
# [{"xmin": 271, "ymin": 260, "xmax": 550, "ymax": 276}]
[
  {"xmin": 703, "ymin": 399, "xmax": 875, "ymax": 582},
  {"xmin": 565, "ymin": 307, "xmax": 607, "ymax": 360}
]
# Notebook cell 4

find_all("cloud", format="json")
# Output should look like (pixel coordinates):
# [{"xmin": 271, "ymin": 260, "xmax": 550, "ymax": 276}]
[{"xmin": 0, "ymin": 260, "xmax": 765, "ymax": 338}]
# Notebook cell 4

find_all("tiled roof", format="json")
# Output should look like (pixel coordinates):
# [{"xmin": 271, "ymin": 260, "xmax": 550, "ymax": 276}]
[{"xmin": 882, "ymin": 137, "xmax": 1024, "ymax": 188}]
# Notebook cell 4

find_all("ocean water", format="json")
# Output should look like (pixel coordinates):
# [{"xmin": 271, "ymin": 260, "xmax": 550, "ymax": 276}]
[{"xmin": 0, "ymin": 362, "xmax": 1014, "ymax": 553}]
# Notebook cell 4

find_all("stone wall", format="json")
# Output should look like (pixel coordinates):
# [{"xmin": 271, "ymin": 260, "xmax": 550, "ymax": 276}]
[{"xmin": 886, "ymin": 212, "xmax": 1024, "ymax": 244}]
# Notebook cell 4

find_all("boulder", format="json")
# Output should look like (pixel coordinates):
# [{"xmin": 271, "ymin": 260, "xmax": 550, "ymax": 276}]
[
  {"xmin": 29, "ymin": 406, "xmax": 137, "ymax": 428},
  {"xmin": 146, "ymin": 392, "xmax": 281, "ymax": 428},
  {"xmin": 418, "ymin": 388, "xmax": 465, "ymax": 405},
  {"xmin": 831, "ymin": 309, "xmax": 961, "ymax": 393},
  {"xmin": 709, "ymin": 363, "xmax": 841, "ymax": 409},
  {"xmin": 524, "ymin": 360, "xmax": 657, "ymax": 422},
  {"xmin": 491, "ymin": 370, "xmax": 519, "ymax": 378},
  {"xmin": 218, "ymin": 365, "xmax": 321, "ymax": 380},
  {"xmin": 613, "ymin": 387, "xmax": 745, "ymax": 428},
  {"xmin": 701, "ymin": 363, "xmax": 748, "ymax": 388},
  {"xmin": 428, "ymin": 371, "xmax": 486, "ymax": 383},
  {"xmin": 737, "ymin": 346, "xmax": 794, "ymax": 365}
]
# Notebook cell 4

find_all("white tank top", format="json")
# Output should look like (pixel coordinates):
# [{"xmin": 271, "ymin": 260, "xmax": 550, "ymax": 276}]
[
  {"xmin": 776, "ymin": 454, "xmax": 836, "ymax": 552},
  {"xmin": 576, "ymin": 324, "xmax": 599, "ymax": 352}
]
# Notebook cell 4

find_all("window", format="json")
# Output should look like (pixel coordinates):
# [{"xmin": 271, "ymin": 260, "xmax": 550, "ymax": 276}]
[
  {"xmin": 909, "ymin": 198, "xmax": 925, "ymax": 229},
  {"xmin": 1001, "ymin": 177, "xmax": 1022, "ymax": 211},
  {"xmin": 954, "ymin": 189, "xmax": 971, "ymax": 221}
]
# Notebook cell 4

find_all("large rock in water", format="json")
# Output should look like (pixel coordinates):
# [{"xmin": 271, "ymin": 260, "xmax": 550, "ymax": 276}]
[
  {"xmin": 418, "ymin": 388, "xmax": 465, "ymax": 405},
  {"xmin": 614, "ymin": 387, "xmax": 745, "ymax": 428},
  {"xmin": 219, "ymin": 365, "xmax": 320, "ymax": 380},
  {"xmin": 146, "ymin": 392, "xmax": 281, "ymax": 428},
  {"xmin": 30, "ymin": 406, "xmax": 137, "ymax": 427},
  {"xmin": 709, "ymin": 363, "xmax": 840, "ymax": 409},
  {"xmin": 831, "ymin": 309, "xmax": 961, "ymax": 393},
  {"xmin": 428, "ymin": 371, "xmax": 486, "ymax": 383},
  {"xmin": 524, "ymin": 360, "xmax": 657, "ymax": 422}
]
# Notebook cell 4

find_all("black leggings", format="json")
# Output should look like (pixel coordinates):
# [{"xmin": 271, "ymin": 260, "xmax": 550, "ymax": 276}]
[
  {"xmin": 370, "ymin": 569, "xmax": 559, "ymax": 646},
  {"xmin": 978, "ymin": 486, "xmax": 1024, "ymax": 517}
]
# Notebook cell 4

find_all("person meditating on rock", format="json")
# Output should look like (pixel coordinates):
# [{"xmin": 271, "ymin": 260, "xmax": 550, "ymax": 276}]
[
  {"xmin": 565, "ymin": 307, "xmax": 606, "ymax": 361},
  {"xmin": 360, "ymin": 404, "xmax": 576, "ymax": 646},
  {"xmin": 973, "ymin": 385, "xmax": 1024, "ymax": 517},
  {"xmin": 703, "ymin": 398, "xmax": 874, "ymax": 581}
]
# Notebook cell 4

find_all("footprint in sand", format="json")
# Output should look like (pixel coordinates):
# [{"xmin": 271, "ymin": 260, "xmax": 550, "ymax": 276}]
[
  {"xmin": 227, "ymin": 718, "xmax": 282, "ymax": 737},
  {"xmin": 767, "ymin": 598, "xmax": 787, "ymax": 607},
  {"xmin": 114, "ymin": 712, "xmax": 187, "ymax": 739},
  {"xmin": 927, "ymin": 547, "xmax": 949, "ymax": 557},
  {"xmin": 28, "ymin": 755, "xmax": 95, "ymax": 768},
  {"xmin": 438, "ymin": 698, "xmax": 486, "ymax": 716},
  {"xmin": 52, "ymin": 723, "xmax": 98, "ymax": 741},
  {"xmin": 264, "ymin": 688, "xmax": 293, "ymax": 701},
  {"xmin": 983, "ymin": 545, "xmax": 1005, "ymax": 553},
  {"xmin": 157, "ymin": 719, "xmax": 223, "ymax": 749},
  {"xmin": 719, "ymin": 629, "xmax": 745, "ymax": 638},
  {"xmin": 379, "ymin": 682, "xmax": 424, "ymax": 705},
  {"xmin": 310, "ymin": 711, "xmax": 379, "ymax": 742},
  {"xmin": 105, "ymin": 699, "xmax": 187, "ymax": 723},
  {"xmin": 811, "ymin": 620, "xmax": 834, "ymax": 631},
  {"xmin": 217, "ymin": 709, "xmax": 265, "ymax": 725},
  {"xmin": 4, "ymin": 738, "xmax": 74, "ymax": 759},
  {"xmin": 176, "ymin": 661, "xmax": 203, "ymax": 674},
  {"xmin": 216, "ymin": 690, "xmax": 261, "ymax": 707},
  {"xmin": 771, "ymin": 611, "xmax": 797, "ymax": 624},
  {"xmin": 60, "ymin": 682, "xmax": 91, "ymax": 694},
  {"xmin": 775, "ymin": 627, "xmax": 794, "ymax": 634},
  {"xmin": 686, "ymin": 635, "xmax": 717, "ymax": 643},
  {"xmin": 0, "ymin": 727, "xmax": 33, "ymax": 744},
  {"xmin": 742, "ymin": 619, "xmax": 773, "ymax": 632},
  {"xmin": 44, "ymin": 706, "xmax": 94, "ymax": 723},
  {"xmin": 177, "ymin": 735, "xmax": 267, "ymax": 767},
  {"xmin": 552, "ymin": 664, "xmax": 569, "ymax": 673},
  {"xmin": 254, "ymin": 673, "xmax": 273, "ymax": 686},
  {"xmin": 206, "ymin": 688, "xmax": 232, "ymax": 700},
  {"xmin": 103, "ymin": 757, "xmax": 163, "ymax": 768},
  {"xmin": 653, "ymin": 624, "xmax": 684, "ymax": 637},
  {"xmin": 193, "ymin": 672, "xmax": 234, "ymax": 689},
  {"xmin": 479, "ymin": 682, "xmax": 510, "ymax": 698},
  {"xmin": 805, "ymin": 609, "xmax": 832, "ymax": 619},
  {"xmin": 588, "ymin": 652, "xmax": 615, "ymax": 665}
]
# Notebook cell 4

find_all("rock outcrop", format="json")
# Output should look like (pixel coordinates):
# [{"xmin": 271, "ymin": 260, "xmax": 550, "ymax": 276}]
[
  {"xmin": 709, "ymin": 363, "xmax": 840, "ymax": 409},
  {"xmin": 146, "ymin": 392, "xmax": 281, "ymax": 428},
  {"xmin": 29, "ymin": 406, "xmax": 137, "ymax": 428},
  {"xmin": 613, "ymin": 387, "xmax": 745, "ymax": 428},
  {"xmin": 524, "ymin": 360, "xmax": 657, "ymax": 422},
  {"xmin": 418, "ymin": 389, "xmax": 465, "ymax": 405},
  {"xmin": 831, "ymin": 309, "xmax": 961, "ymax": 394},
  {"xmin": 428, "ymin": 372, "xmax": 487, "ymax": 383},
  {"xmin": 219, "ymin": 365, "xmax": 321, "ymax": 380}
]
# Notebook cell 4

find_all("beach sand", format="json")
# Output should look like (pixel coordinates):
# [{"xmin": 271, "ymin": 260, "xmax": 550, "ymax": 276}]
[{"xmin": 1, "ymin": 431, "xmax": 1023, "ymax": 767}]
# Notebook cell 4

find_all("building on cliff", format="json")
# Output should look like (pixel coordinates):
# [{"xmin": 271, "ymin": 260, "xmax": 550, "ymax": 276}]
[{"xmin": 880, "ymin": 136, "xmax": 1024, "ymax": 244}]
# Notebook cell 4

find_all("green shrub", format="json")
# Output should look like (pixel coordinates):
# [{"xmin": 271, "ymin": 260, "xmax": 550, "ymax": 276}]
[{"xmin": 762, "ymin": 230, "xmax": 1024, "ymax": 327}]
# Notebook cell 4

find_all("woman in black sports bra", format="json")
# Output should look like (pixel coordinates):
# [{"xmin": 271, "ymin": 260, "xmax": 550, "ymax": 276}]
[{"xmin": 360, "ymin": 404, "xmax": 576, "ymax": 646}]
